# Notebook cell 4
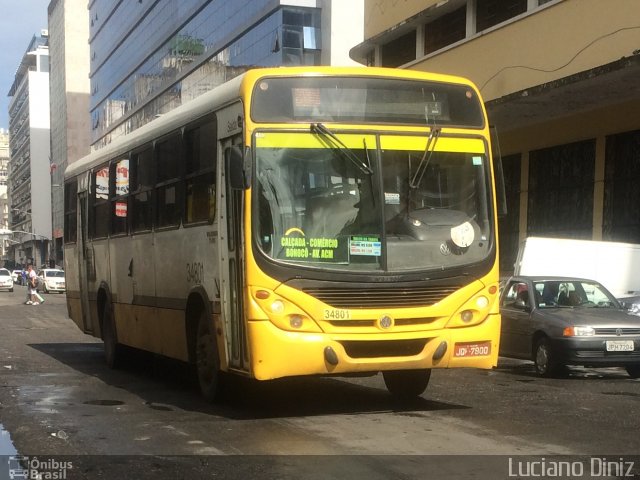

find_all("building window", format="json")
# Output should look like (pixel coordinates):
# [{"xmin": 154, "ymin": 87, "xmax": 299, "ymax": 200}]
[
  {"xmin": 476, "ymin": 0, "xmax": 527, "ymax": 32},
  {"xmin": 381, "ymin": 30, "xmax": 416, "ymax": 68},
  {"xmin": 497, "ymin": 154, "xmax": 521, "ymax": 274},
  {"xmin": 528, "ymin": 140, "xmax": 595, "ymax": 239},
  {"xmin": 425, "ymin": 6, "xmax": 466, "ymax": 55},
  {"xmin": 184, "ymin": 115, "xmax": 217, "ymax": 225},
  {"xmin": 603, "ymin": 130, "xmax": 640, "ymax": 243}
]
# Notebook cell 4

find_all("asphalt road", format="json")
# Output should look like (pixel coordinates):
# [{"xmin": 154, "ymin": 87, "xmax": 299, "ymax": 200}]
[{"xmin": 0, "ymin": 286, "xmax": 639, "ymax": 479}]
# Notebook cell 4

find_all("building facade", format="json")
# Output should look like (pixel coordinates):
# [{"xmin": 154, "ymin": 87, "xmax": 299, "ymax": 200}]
[
  {"xmin": 351, "ymin": 0, "xmax": 640, "ymax": 273},
  {"xmin": 48, "ymin": 0, "xmax": 91, "ymax": 266},
  {"xmin": 7, "ymin": 32, "xmax": 52, "ymax": 267},
  {"xmin": 0, "ymin": 130, "xmax": 9, "ymax": 263},
  {"xmin": 89, "ymin": 0, "xmax": 364, "ymax": 148}
]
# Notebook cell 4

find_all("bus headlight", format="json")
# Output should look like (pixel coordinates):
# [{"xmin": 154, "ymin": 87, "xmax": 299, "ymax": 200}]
[
  {"xmin": 460, "ymin": 310, "xmax": 474, "ymax": 323},
  {"xmin": 271, "ymin": 300, "xmax": 285, "ymax": 314},
  {"xmin": 445, "ymin": 291, "xmax": 495, "ymax": 328},
  {"xmin": 289, "ymin": 315, "xmax": 304, "ymax": 329},
  {"xmin": 251, "ymin": 288, "xmax": 322, "ymax": 333}
]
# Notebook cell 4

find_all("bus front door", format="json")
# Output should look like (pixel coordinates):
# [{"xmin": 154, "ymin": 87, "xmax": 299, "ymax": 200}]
[
  {"xmin": 220, "ymin": 139, "xmax": 249, "ymax": 371},
  {"xmin": 77, "ymin": 191, "xmax": 93, "ymax": 333}
]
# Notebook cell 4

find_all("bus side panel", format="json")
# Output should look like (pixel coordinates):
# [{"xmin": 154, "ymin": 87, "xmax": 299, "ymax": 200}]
[{"xmin": 88, "ymin": 238, "xmax": 110, "ymax": 334}]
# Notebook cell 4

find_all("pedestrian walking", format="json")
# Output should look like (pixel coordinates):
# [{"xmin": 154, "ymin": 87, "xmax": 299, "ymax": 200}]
[{"xmin": 25, "ymin": 264, "xmax": 39, "ymax": 305}]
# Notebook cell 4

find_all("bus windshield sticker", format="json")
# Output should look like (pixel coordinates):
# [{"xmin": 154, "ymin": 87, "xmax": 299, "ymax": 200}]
[
  {"xmin": 472, "ymin": 156, "xmax": 483, "ymax": 166},
  {"xmin": 277, "ymin": 232, "xmax": 348, "ymax": 263},
  {"xmin": 384, "ymin": 192, "xmax": 400, "ymax": 205},
  {"xmin": 349, "ymin": 236, "xmax": 382, "ymax": 257}
]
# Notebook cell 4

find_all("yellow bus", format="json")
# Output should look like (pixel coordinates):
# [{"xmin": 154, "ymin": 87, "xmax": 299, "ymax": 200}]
[{"xmin": 64, "ymin": 67, "xmax": 502, "ymax": 400}]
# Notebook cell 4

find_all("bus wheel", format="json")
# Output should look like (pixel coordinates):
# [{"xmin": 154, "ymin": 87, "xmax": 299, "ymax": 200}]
[
  {"xmin": 102, "ymin": 301, "xmax": 122, "ymax": 369},
  {"xmin": 195, "ymin": 310, "xmax": 221, "ymax": 401},
  {"xmin": 383, "ymin": 369, "xmax": 431, "ymax": 399}
]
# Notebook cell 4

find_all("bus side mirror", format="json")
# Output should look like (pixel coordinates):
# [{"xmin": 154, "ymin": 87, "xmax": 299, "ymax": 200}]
[{"xmin": 226, "ymin": 146, "xmax": 247, "ymax": 190}]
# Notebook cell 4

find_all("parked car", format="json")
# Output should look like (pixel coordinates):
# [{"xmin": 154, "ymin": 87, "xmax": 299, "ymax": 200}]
[
  {"xmin": 499, "ymin": 276, "xmax": 640, "ymax": 378},
  {"xmin": 11, "ymin": 269, "xmax": 23, "ymax": 285},
  {"xmin": 0, "ymin": 268, "xmax": 14, "ymax": 292},
  {"xmin": 36, "ymin": 269, "xmax": 66, "ymax": 293}
]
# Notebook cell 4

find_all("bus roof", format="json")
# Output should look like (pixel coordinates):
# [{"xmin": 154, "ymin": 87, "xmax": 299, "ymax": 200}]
[{"xmin": 66, "ymin": 66, "xmax": 482, "ymax": 180}]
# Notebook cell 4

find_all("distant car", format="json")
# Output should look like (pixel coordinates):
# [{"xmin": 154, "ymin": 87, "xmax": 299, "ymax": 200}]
[
  {"xmin": 500, "ymin": 276, "xmax": 640, "ymax": 378},
  {"xmin": 36, "ymin": 269, "xmax": 66, "ymax": 293},
  {"xmin": 0, "ymin": 268, "xmax": 14, "ymax": 292},
  {"xmin": 11, "ymin": 269, "xmax": 23, "ymax": 285}
]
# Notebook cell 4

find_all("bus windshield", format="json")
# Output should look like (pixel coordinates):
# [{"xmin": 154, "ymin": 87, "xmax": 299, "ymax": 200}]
[{"xmin": 254, "ymin": 131, "xmax": 492, "ymax": 272}]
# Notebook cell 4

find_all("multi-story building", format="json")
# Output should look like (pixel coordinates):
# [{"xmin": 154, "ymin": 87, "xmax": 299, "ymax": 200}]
[
  {"xmin": 7, "ymin": 32, "xmax": 52, "ymax": 267},
  {"xmin": 0, "ymin": 130, "xmax": 9, "ymax": 263},
  {"xmin": 350, "ymin": 0, "xmax": 640, "ymax": 272},
  {"xmin": 89, "ymin": 0, "xmax": 364, "ymax": 148},
  {"xmin": 48, "ymin": 0, "xmax": 91, "ymax": 266}
]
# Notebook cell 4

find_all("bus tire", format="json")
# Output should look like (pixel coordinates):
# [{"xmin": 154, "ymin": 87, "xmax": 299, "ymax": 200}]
[
  {"xmin": 102, "ymin": 301, "xmax": 123, "ymax": 369},
  {"xmin": 383, "ymin": 369, "xmax": 431, "ymax": 399},
  {"xmin": 195, "ymin": 309, "xmax": 221, "ymax": 402}
]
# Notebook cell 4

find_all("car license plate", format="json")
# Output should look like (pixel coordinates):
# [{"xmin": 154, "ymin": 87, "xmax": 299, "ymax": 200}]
[
  {"xmin": 454, "ymin": 341, "xmax": 491, "ymax": 357},
  {"xmin": 605, "ymin": 340, "xmax": 634, "ymax": 352}
]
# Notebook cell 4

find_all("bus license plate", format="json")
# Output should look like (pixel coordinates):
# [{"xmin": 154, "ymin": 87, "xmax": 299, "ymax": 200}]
[
  {"xmin": 606, "ymin": 340, "xmax": 634, "ymax": 352},
  {"xmin": 454, "ymin": 341, "xmax": 491, "ymax": 357}
]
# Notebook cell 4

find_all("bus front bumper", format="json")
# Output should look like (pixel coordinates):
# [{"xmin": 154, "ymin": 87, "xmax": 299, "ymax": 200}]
[{"xmin": 246, "ymin": 313, "xmax": 500, "ymax": 380}]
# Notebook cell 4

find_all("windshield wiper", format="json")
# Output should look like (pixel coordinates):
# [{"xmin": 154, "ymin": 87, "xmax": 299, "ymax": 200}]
[
  {"xmin": 311, "ymin": 123, "xmax": 373, "ymax": 175},
  {"xmin": 409, "ymin": 126, "xmax": 441, "ymax": 189}
]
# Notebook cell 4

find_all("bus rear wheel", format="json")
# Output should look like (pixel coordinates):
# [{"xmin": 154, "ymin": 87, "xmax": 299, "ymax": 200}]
[
  {"xmin": 102, "ymin": 301, "xmax": 123, "ymax": 369},
  {"xmin": 382, "ymin": 369, "xmax": 431, "ymax": 399},
  {"xmin": 195, "ymin": 310, "xmax": 222, "ymax": 402}
]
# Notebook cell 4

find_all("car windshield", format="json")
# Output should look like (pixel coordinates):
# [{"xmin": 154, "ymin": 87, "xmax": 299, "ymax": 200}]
[
  {"xmin": 45, "ymin": 271, "xmax": 65, "ymax": 278},
  {"xmin": 0, "ymin": 269, "xmax": 10, "ymax": 277},
  {"xmin": 533, "ymin": 280, "xmax": 620, "ymax": 309},
  {"xmin": 254, "ymin": 131, "xmax": 493, "ymax": 272}
]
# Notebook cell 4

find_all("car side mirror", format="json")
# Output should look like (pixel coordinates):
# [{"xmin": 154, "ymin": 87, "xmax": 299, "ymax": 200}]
[{"xmin": 515, "ymin": 299, "xmax": 530, "ymax": 311}]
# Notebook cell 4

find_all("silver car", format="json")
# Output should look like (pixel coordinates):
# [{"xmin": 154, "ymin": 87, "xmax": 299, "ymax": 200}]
[
  {"xmin": 36, "ymin": 268, "xmax": 66, "ymax": 293},
  {"xmin": 500, "ymin": 276, "xmax": 640, "ymax": 378},
  {"xmin": 0, "ymin": 268, "xmax": 14, "ymax": 292}
]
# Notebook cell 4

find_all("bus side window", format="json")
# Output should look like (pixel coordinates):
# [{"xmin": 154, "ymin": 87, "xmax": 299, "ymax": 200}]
[
  {"xmin": 185, "ymin": 115, "xmax": 217, "ymax": 225},
  {"xmin": 131, "ymin": 146, "xmax": 154, "ymax": 232},
  {"xmin": 110, "ymin": 158, "xmax": 129, "ymax": 235},
  {"xmin": 91, "ymin": 165, "xmax": 110, "ymax": 239},
  {"xmin": 156, "ymin": 133, "xmax": 183, "ymax": 228}
]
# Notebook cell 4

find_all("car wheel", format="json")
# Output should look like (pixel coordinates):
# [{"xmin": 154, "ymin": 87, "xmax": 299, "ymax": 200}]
[
  {"xmin": 534, "ymin": 337, "xmax": 561, "ymax": 377},
  {"xmin": 195, "ymin": 309, "xmax": 222, "ymax": 402},
  {"xmin": 102, "ymin": 301, "xmax": 123, "ymax": 369},
  {"xmin": 625, "ymin": 365, "xmax": 640, "ymax": 378},
  {"xmin": 43, "ymin": 285, "xmax": 49, "ymax": 294},
  {"xmin": 10, "ymin": 288, "xmax": 13, "ymax": 292},
  {"xmin": 382, "ymin": 369, "xmax": 431, "ymax": 399}
]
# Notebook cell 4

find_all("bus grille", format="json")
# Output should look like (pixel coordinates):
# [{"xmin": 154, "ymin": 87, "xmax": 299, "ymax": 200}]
[
  {"xmin": 339, "ymin": 339, "xmax": 428, "ymax": 358},
  {"xmin": 327, "ymin": 317, "xmax": 439, "ymax": 328},
  {"xmin": 303, "ymin": 286, "xmax": 458, "ymax": 309}
]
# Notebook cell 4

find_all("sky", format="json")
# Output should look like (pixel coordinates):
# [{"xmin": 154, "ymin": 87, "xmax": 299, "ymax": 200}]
[{"xmin": 0, "ymin": 0, "xmax": 50, "ymax": 130}]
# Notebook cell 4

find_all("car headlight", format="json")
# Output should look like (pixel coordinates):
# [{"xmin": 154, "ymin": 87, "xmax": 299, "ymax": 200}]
[{"xmin": 563, "ymin": 326, "xmax": 595, "ymax": 337}]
